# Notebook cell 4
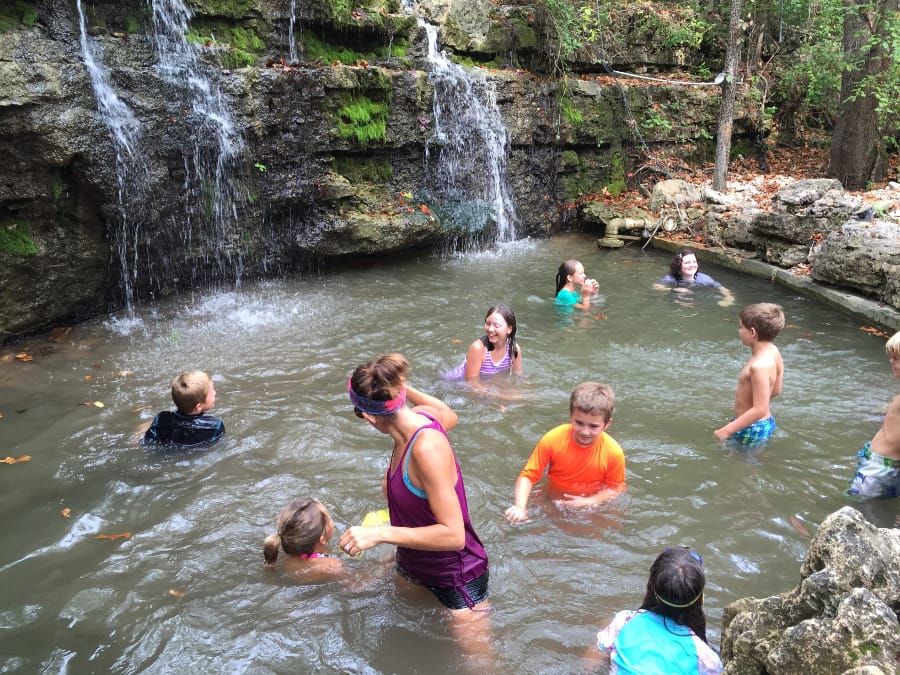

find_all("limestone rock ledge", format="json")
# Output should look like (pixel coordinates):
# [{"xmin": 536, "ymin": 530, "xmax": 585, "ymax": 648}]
[{"xmin": 720, "ymin": 506, "xmax": 900, "ymax": 675}]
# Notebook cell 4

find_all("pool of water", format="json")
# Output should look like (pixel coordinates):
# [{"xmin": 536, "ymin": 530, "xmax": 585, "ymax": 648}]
[{"xmin": 1, "ymin": 234, "xmax": 897, "ymax": 673}]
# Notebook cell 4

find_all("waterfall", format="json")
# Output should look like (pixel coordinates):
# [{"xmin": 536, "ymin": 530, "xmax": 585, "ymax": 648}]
[
  {"xmin": 420, "ymin": 22, "xmax": 518, "ymax": 243},
  {"xmin": 76, "ymin": 0, "xmax": 147, "ymax": 314},
  {"xmin": 148, "ymin": 0, "xmax": 245, "ymax": 285},
  {"xmin": 288, "ymin": 0, "xmax": 298, "ymax": 63}
]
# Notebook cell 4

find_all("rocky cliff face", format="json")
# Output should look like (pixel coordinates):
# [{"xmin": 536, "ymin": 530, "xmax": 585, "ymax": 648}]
[{"xmin": 0, "ymin": 0, "xmax": 742, "ymax": 339}]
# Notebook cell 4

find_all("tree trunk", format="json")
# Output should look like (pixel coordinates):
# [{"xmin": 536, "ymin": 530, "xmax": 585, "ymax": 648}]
[
  {"xmin": 829, "ymin": 0, "xmax": 898, "ymax": 189},
  {"xmin": 713, "ymin": 0, "xmax": 744, "ymax": 192}
]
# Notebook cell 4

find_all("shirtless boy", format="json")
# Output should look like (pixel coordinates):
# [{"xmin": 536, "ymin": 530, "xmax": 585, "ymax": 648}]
[
  {"xmin": 847, "ymin": 331, "xmax": 900, "ymax": 498},
  {"xmin": 714, "ymin": 303, "xmax": 785, "ymax": 446}
]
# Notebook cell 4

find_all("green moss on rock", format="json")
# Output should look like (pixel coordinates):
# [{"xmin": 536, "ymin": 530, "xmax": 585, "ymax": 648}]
[
  {"xmin": 0, "ymin": 1, "xmax": 37, "ymax": 32},
  {"xmin": 337, "ymin": 94, "xmax": 389, "ymax": 145},
  {"xmin": 0, "ymin": 220, "xmax": 37, "ymax": 256}
]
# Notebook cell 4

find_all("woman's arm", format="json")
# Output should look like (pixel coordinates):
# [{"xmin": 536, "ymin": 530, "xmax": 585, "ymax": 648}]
[
  {"xmin": 406, "ymin": 384, "xmax": 458, "ymax": 431},
  {"xmin": 340, "ymin": 431, "xmax": 465, "ymax": 552}
]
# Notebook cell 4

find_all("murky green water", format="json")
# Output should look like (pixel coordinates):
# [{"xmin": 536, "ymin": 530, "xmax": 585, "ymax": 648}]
[{"xmin": 1, "ymin": 234, "xmax": 897, "ymax": 673}]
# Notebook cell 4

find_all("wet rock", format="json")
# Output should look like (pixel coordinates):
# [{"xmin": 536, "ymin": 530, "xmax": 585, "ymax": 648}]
[{"xmin": 721, "ymin": 506, "xmax": 900, "ymax": 675}]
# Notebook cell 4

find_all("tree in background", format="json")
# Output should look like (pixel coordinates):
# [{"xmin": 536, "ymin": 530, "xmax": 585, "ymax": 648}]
[{"xmin": 829, "ymin": 0, "xmax": 900, "ymax": 188}]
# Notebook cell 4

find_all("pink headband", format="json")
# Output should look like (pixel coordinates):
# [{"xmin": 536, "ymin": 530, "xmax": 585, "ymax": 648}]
[{"xmin": 347, "ymin": 377, "xmax": 406, "ymax": 416}]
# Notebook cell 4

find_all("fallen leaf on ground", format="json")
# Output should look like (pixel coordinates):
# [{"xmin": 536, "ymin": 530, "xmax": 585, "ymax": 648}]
[
  {"xmin": 15, "ymin": 353, "xmax": 33, "ymax": 362},
  {"xmin": 84, "ymin": 375, "xmax": 93, "ymax": 381},
  {"xmin": 60, "ymin": 508, "xmax": 71, "ymax": 518},
  {"xmin": 2, "ymin": 455, "xmax": 31, "ymax": 464},
  {"xmin": 95, "ymin": 532, "xmax": 131, "ymax": 541}
]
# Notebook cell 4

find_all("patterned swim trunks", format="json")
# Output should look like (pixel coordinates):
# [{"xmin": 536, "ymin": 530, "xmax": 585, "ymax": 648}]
[
  {"xmin": 847, "ymin": 443, "xmax": 900, "ymax": 498},
  {"xmin": 728, "ymin": 415, "xmax": 776, "ymax": 447}
]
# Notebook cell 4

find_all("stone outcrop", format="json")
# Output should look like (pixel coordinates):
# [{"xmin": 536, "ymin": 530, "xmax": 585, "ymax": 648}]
[
  {"xmin": 720, "ymin": 506, "xmax": 900, "ymax": 675},
  {"xmin": 0, "ymin": 0, "xmax": 748, "ymax": 340}
]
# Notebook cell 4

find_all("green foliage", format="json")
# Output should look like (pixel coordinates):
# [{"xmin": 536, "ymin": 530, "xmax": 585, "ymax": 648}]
[
  {"xmin": 642, "ymin": 104, "xmax": 673, "ymax": 131},
  {"xmin": 305, "ymin": 33, "xmax": 405, "ymax": 65},
  {"xmin": 337, "ymin": 95, "xmax": 389, "ymax": 145},
  {"xmin": 125, "ymin": 15, "xmax": 139, "ymax": 34},
  {"xmin": 0, "ymin": 220, "xmax": 37, "ymax": 256},
  {"xmin": 191, "ymin": 0, "xmax": 257, "ymax": 19},
  {"xmin": 185, "ymin": 25, "xmax": 265, "ymax": 69},
  {"xmin": 634, "ymin": 7, "xmax": 713, "ymax": 49},
  {"xmin": 605, "ymin": 153, "xmax": 627, "ymax": 195},
  {"xmin": 560, "ymin": 95, "xmax": 583, "ymax": 125},
  {"xmin": 253, "ymin": 162, "xmax": 267, "ymax": 173},
  {"xmin": 0, "ymin": 1, "xmax": 37, "ymax": 32},
  {"xmin": 333, "ymin": 156, "xmax": 393, "ymax": 183}
]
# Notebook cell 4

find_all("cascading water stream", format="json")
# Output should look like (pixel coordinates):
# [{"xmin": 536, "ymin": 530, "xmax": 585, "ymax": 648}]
[
  {"xmin": 149, "ymin": 0, "xmax": 245, "ymax": 284},
  {"xmin": 76, "ymin": 0, "xmax": 147, "ymax": 315},
  {"xmin": 288, "ymin": 0, "xmax": 298, "ymax": 63},
  {"xmin": 419, "ymin": 21, "xmax": 518, "ymax": 243}
]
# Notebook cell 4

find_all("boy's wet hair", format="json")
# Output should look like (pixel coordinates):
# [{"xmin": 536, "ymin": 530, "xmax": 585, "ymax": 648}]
[
  {"xmin": 171, "ymin": 370, "xmax": 212, "ymax": 413},
  {"xmin": 569, "ymin": 382, "xmax": 615, "ymax": 422},
  {"xmin": 263, "ymin": 499, "xmax": 328, "ymax": 564},
  {"xmin": 886, "ymin": 331, "xmax": 900, "ymax": 359},
  {"xmin": 739, "ymin": 303, "xmax": 785, "ymax": 342},
  {"xmin": 640, "ymin": 547, "xmax": 709, "ymax": 643}
]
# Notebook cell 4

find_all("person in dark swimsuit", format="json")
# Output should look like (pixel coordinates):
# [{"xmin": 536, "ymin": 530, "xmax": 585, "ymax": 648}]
[
  {"xmin": 142, "ymin": 370, "xmax": 224, "ymax": 448},
  {"xmin": 340, "ymin": 354, "xmax": 491, "ymax": 649}
]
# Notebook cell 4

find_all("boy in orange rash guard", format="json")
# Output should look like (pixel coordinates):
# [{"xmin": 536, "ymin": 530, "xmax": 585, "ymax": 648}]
[{"xmin": 505, "ymin": 382, "xmax": 625, "ymax": 522}]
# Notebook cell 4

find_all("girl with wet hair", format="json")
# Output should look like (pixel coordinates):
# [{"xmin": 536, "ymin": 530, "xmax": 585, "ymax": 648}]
[
  {"xmin": 445, "ymin": 304, "xmax": 523, "ymax": 381},
  {"xmin": 555, "ymin": 259, "xmax": 600, "ymax": 309},
  {"xmin": 263, "ymin": 499, "xmax": 344, "ymax": 579},
  {"xmin": 596, "ymin": 546, "xmax": 723, "ymax": 674}
]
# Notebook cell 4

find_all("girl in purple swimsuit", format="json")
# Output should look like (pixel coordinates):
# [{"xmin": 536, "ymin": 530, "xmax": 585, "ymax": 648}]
[
  {"xmin": 445, "ymin": 304, "xmax": 523, "ymax": 381},
  {"xmin": 340, "ymin": 354, "xmax": 490, "ymax": 631},
  {"xmin": 263, "ymin": 498, "xmax": 344, "ymax": 581}
]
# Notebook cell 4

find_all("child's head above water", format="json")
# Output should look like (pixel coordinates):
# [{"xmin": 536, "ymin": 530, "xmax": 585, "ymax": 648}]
[
  {"xmin": 738, "ymin": 303, "xmax": 785, "ymax": 342},
  {"xmin": 263, "ymin": 498, "xmax": 335, "ymax": 565},
  {"xmin": 885, "ymin": 331, "xmax": 900, "ymax": 360},
  {"xmin": 569, "ymin": 382, "xmax": 616, "ymax": 423},
  {"xmin": 171, "ymin": 370, "xmax": 215, "ymax": 415},
  {"xmin": 641, "ymin": 546, "xmax": 709, "ymax": 642}
]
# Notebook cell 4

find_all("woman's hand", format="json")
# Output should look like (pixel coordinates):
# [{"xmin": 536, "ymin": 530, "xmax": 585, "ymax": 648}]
[{"xmin": 339, "ymin": 525, "xmax": 384, "ymax": 555}]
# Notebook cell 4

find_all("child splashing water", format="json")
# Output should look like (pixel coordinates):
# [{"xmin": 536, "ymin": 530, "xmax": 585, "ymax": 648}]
[
  {"xmin": 595, "ymin": 546, "xmax": 723, "ymax": 674},
  {"xmin": 263, "ymin": 499, "xmax": 344, "ymax": 581}
]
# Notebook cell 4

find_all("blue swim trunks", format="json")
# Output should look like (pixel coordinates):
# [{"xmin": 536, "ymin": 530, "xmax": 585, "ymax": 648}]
[
  {"xmin": 728, "ymin": 416, "xmax": 776, "ymax": 447},
  {"xmin": 847, "ymin": 443, "xmax": 900, "ymax": 498}
]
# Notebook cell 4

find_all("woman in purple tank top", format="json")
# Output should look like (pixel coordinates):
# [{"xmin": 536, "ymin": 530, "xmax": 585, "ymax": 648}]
[
  {"xmin": 445, "ymin": 304, "xmax": 523, "ymax": 381},
  {"xmin": 340, "ymin": 353, "xmax": 490, "ymax": 620}
]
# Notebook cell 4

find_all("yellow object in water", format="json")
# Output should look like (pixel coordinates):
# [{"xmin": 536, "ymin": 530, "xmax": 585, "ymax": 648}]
[{"xmin": 361, "ymin": 509, "xmax": 390, "ymax": 527}]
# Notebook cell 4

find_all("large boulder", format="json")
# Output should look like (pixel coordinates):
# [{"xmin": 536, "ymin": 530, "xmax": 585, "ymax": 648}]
[
  {"xmin": 721, "ymin": 506, "xmax": 900, "ymax": 675},
  {"xmin": 812, "ymin": 221, "xmax": 900, "ymax": 300}
]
